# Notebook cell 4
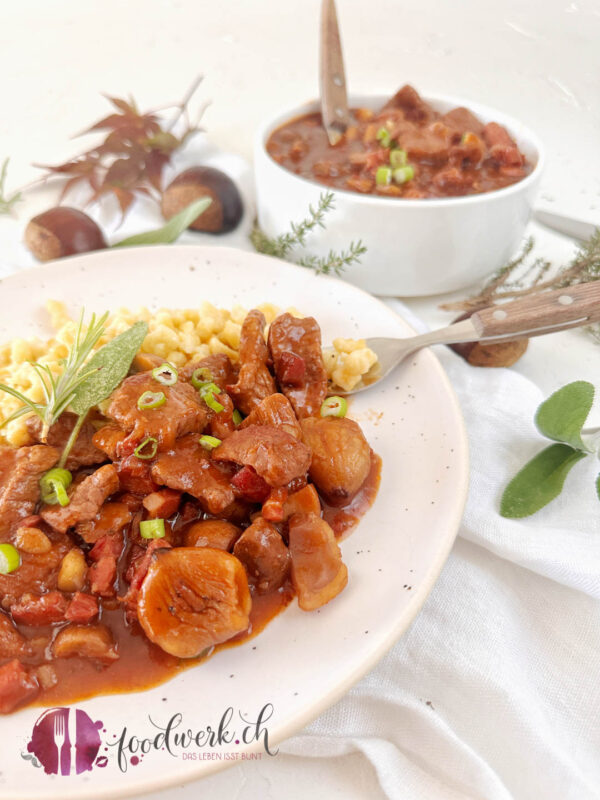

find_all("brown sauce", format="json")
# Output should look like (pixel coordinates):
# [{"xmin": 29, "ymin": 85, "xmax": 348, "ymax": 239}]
[
  {"xmin": 266, "ymin": 85, "xmax": 532, "ymax": 199},
  {"xmin": 323, "ymin": 453, "xmax": 382, "ymax": 538},
  {"xmin": 30, "ymin": 584, "xmax": 294, "ymax": 709},
  {"xmin": 23, "ymin": 458, "xmax": 380, "ymax": 710}
]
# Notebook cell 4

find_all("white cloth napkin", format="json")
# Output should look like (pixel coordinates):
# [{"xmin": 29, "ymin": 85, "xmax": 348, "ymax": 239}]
[{"xmin": 280, "ymin": 314, "xmax": 600, "ymax": 800}]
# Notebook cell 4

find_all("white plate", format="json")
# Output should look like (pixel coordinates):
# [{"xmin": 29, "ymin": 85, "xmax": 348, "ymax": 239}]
[{"xmin": 0, "ymin": 245, "xmax": 468, "ymax": 799}]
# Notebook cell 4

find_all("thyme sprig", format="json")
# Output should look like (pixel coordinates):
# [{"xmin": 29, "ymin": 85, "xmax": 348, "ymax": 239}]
[
  {"xmin": 250, "ymin": 191, "xmax": 367, "ymax": 276},
  {"xmin": 442, "ymin": 229, "xmax": 600, "ymax": 314},
  {"xmin": 0, "ymin": 159, "xmax": 22, "ymax": 215}
]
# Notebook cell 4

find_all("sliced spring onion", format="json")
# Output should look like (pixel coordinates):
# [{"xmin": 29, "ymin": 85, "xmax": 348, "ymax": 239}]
[
  {"xmin": 203, "ymin": 391, "xmax": 225, "ymax": 413},
  {"xmin": 390, "ymin": 148, "xmax": 408, "ymax": 168},
  {"xmin": 0, "ymin": 543, "xmax": 20, "ymax": 575},
  {"xmin": 140, "ymin": 518, "xmax": 166, "ymax": 540},
  {"xmin": 199, "ymin": 381, "xmax": 222, "ymax": 397},
  {"xmin": 134, "ymin": 436, "xmax": 158, "ymax": 460},
  {"xmin": 392, "ymin": 165, "xmax": 415, "ymax": 184},
  {"xmin": 232, "ymin": 409, "xmax": 243, "ymax": 426},
  {"xmin": 40, "ymin": 468, "xmax": 73, "ymax": 507},
  {"xmin": 376, "ymin": 166, "xmax": 392, "ymax": 186},
  {"xmin": 137, "ymin": 390, "xmax": 166, "ymax": 410},
  {"xmin": 320, "ymin": 395, "xmax": 348, "ymax": 418},
  {"xmin": 191, "ymin": 367, "xmax": 213, "ymax": 389},
  {"xmin": 197, "ymin": 381, "xmax": 225, "ymax": 413},
  {"xmin": 199, "ymin": 434, "xmax": 222, "ymax": 451},
  {"xmin": 152, "ymin": 363, "xmax": 178, "ymax": 386},
  {"xmin": 376, "ymin": 127, "xmax": 392, "ymax": 148}
]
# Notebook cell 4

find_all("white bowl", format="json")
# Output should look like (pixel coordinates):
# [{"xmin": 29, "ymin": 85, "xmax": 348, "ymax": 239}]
[{"xmin": 254, "ymin": 93, "xmax": 544, "ymax": 297}]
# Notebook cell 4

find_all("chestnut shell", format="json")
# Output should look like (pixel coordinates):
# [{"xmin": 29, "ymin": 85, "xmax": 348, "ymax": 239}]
[
  {"xmin": 450, "ymin": 309, "xmax": 528, "ymax": 367},
  {"xmin": 161, "ymin": 166, "xmax": 243, "ymax": 234},
  {"xmin": 25, "ymin": 207, "xmax": 107, "ymax": 262}
]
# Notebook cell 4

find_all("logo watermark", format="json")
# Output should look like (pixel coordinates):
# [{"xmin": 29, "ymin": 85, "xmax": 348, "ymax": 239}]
[{"xmin": 23, "ymin": 703, "xmax": 276, "ymax": 775}]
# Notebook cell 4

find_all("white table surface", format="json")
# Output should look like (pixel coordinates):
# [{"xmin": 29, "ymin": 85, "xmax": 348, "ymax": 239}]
[{"xmin": 1, "ymin": 1, "xmax": 599, "ymax": 797}]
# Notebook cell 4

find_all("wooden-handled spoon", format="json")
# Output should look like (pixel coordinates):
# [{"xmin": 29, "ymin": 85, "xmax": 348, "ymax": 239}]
[
  {"xmin": 320, "ymin": 0, "xmax": 350, "ymax": 145},
  {"xmin": 329, "ymin": 282, "xmax": 600, "ymax": 394}
]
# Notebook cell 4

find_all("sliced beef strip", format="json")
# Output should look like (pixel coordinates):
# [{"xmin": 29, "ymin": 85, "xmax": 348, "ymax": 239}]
[
  {"xmin": 75, "ymin": 502, "xmax": 132, "ymax": 544},
  {"xmin": 233, "ymin": 517, "xmax": 290, "ymax": 593},
  {"xmin": 9, "ymin": 591, "xmax": 68, "ymax": 626},
  {"xmin": 268, "ymin": 313, "xmax": 328, "ymax": 418},
  {"xmin": 180, "ymin": 353, "xmax": 238, "ymax": 392},
  {"xmin": 381, "ymin": 84, "xmax": 435, "ymax": 123},
  {"xmin": 151, "ymin": 434, "xmax": 235, "ymax": 515},
  {"xmin": 106, "ymin": 372, "xmax": 209, "ymax": 451},
  {"xmin": 92, "ymin": 424, "xmax": 126, "ymax": 461},
  {"xmin": 239, "ymin": 393, "xmax": 302, "ymax": 440},
  {"xmin": 41, "ymin": 464, "xmax": 120, "ymax": 534},
  {"xmin": 26, "ymin": 412, "xmax": 105, "ymax": 470},
  {"xmin": 0, "ymin": 660, "xmax": 39, "ymax": 714},
  {"xmin": 0, "ymin": 612, "xmax": 32, "ymax": 660},
  {"xmin": 213, "ymin": 424, "xmax": 311, "ymax": 488},
  {"xmin": 0, "ymin": 445, "xmax": 60, "ymax": 541},
  {"xmin": 0, "ymin": 447, "xmax": 17, "ymax": 487},
  {"xmin": 441, "ymin": 106, "xmax": 485, "ymax": 137},
  {"xmin": 116, "ymin": 455, "xmax": 158, "ymax": 495},
  {"xmin": 226, "ymin": 310, "xmax": 276, "ymax": 415}
]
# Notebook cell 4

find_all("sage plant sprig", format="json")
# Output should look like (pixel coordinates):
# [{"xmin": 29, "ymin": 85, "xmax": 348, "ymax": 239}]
[{"xmin": 501, "ymin": 381, "xmax": 597, "ymax": 518}]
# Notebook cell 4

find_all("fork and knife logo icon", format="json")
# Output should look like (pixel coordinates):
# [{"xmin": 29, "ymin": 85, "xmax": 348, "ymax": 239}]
[{"xmin": 25, "ymin": 707, "xmax": 104, "ymax": 775}]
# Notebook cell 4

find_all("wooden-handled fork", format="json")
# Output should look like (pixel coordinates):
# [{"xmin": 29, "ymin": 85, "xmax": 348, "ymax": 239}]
[{"xmin": 330, "ymin": 282, "xmax": 600, "ymax": 394}]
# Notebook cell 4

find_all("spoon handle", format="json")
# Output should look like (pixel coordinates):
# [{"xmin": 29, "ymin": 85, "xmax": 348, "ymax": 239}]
[
  {"xmin": 320, "ymin": 0, "xmax": 350, "ymax": 146},
  {"xmin": 471, "ymin": 282, "xmax": 600, "ymax": 340}
]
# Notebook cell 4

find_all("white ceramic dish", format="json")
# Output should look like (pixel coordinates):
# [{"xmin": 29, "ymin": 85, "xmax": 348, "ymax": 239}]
[
  {"xmin": 254, "ymin": 93, "xmax": 544, "ymax": 297},
  {"xmin": 0, "ymin": 245, "xmax": 468, "ymax": 799}
]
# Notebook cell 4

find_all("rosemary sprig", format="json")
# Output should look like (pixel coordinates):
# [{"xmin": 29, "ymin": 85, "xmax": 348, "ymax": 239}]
[
  {"xmin": 0, "ymin": 159, "xmax": 22, "ymax": 215},
  {"xmin": 0, "ymin": 312, "xmax": 148, "ymax": 470},
  {"xmin": 250, "ymin": 191, "xmax": 367, "ymax": 275},
  {"xmin": 0, "ymin": 311, "xmax": 107, "ymax": 440}
]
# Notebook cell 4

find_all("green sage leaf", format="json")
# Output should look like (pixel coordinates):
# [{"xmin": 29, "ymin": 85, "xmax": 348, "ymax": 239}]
[
  {"xmin": 500, "ymin": 443, "xmax": 587, "ymax": 518},
  {"xmin": 534, "ymin": 380, "xmax": 594, "ymax": 451},
  {"xmin": 596, "ymin": 473, "xmax": 600, "ymax": 502},
  {"xmin": 71, "ymin": 321, "xmax": 148, "ymax": 415},
  {"xmin": 112, "ymin": 197, "xmax": 211, "ymax": 247}
]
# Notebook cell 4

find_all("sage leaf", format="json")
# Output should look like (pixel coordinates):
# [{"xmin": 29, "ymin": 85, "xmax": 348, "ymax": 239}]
[
  {"xmin": 500, "ymin": 443, "xmax": 587, "ymax": 518},
  {"xmin": 596, "ymin": 473, "xmax": 600, "ymax": 502},
  {"xmin": 534, "ymin": 380, "xmax": 594, "ymax": 451},
  {"xmin": 113, "ymin": 197, "xmax": 211, "ymax": 247},
  {"xmin": 71, "ymin": 321, "xmax": 148, "ymax": 415}
]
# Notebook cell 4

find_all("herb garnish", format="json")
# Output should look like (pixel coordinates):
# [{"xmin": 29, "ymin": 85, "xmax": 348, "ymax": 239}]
[
  {"xmin": 442, "ymin": 231, "xmax": 600, "ymax": 342},
  {"xmin": 250, "ymin": 191, "xmax": 367, "ymax": 276},
  {"xmin": 113, "ymin": 197, "xmax": 211, "ymax": 247},
  {"xmin": 500, "ymin": 381, "xmax": 597, "ymax": 518},
  {"xmin": 0, "ymin": 312, "xmax": 148, "ymax": 467},
  {"xmin": 0, "ymin": 159, "xmax": 21, "ymax": 215}
]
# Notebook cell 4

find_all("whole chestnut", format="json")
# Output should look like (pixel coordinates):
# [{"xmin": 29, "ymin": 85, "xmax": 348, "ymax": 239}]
[
  {"xmin": 25, "ymin": 207, "xmax": 107, "ymax": 262},
  {"xmin": 161, "ymin": 166, "xmax": 243, "ymax": 234},
  {"xmin": 450, "ymin": 308, "xmax": 528, "ymax": 367}
]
